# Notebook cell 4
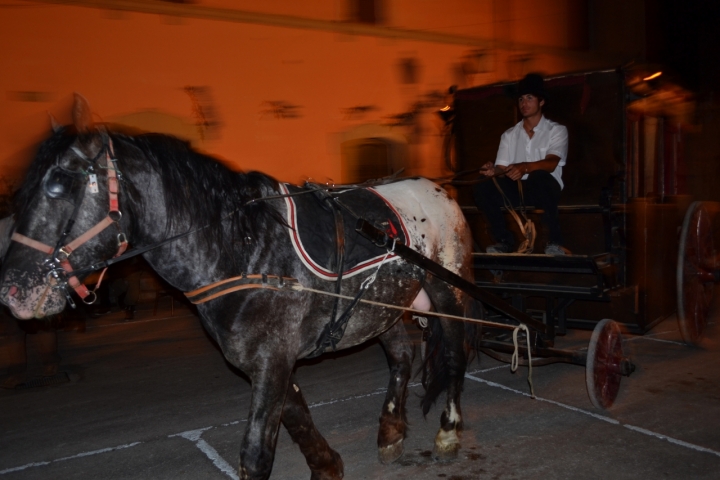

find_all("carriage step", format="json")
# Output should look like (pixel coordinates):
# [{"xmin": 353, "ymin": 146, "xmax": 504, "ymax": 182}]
[
  {"xmin": 475, "ymin": 280, "xmax": 607, "ymax": 300},
  {"xmin": 6, "ymin": 372, "xmax": 71, "ymax": 389},
  {"xmin": 473, "ymin": 252, "xmax": 610, "ymax": 275}
]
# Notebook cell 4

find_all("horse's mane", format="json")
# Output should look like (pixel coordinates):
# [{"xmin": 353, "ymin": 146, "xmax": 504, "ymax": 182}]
[
  {"xmin": 13, "ymin": 128, "xmax": 77, "ymax": 217},
  {"xmin": 14, "ymin": 128, "xmax": 285, "ymax": 253}
]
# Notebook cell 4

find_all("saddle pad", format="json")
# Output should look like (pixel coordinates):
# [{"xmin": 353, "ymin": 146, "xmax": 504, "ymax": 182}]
[{"xmin": 281, "ymin": 183, "xmax": 411, "ymax": 280}]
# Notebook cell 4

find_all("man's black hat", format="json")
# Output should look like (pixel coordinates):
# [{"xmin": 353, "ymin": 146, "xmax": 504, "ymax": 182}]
[{"xmin": 517, "ymin": 73, "xmax": 547, "ymax": 99}]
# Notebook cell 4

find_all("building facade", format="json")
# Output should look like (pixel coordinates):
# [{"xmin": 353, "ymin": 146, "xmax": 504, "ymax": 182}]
[{"xmin": 0, "ymin": 0, "xmax": 646, "ymax": 188}]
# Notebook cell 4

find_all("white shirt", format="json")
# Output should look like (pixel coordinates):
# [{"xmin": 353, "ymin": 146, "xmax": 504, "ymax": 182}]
[{"xmin": 495, "ymin": 115, "xmax": 568, "ymax": 189}]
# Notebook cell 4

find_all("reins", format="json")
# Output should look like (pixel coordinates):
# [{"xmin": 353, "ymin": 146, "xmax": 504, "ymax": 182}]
[{"xmin": 491, "ymin": 178, "xmax": 536, "ymax": 254}]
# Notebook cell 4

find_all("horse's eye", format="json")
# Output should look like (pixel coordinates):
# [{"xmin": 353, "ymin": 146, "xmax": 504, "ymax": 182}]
[{"xmin": 43, "ymin": 167, "xmax": 86, "ymax": 202}]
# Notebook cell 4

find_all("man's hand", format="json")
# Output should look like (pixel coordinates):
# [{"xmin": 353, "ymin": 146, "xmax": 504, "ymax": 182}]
[
  {"xmin": 506, "ymin": 156, "xmax": 560, "ymax": 181},
  {"xmin": 480, "ymin": 162, "xmax": 516, "ymax": 178},
  {"xmin": 505, "ymin": 162, "xmax": 529, "ymax": 181},
  {"xmin": 479, "ymin": 161, "xmax": 499, "ymax": 177}
]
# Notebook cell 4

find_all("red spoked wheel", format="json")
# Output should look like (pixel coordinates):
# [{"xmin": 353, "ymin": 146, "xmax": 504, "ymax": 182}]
[
  {"xmin": 677, "ymin": 202, "xmax": 717, "ymax": 346},
  {"xmin": 586, "ymin": 319, "xmax": 626, "ymax": 410}
]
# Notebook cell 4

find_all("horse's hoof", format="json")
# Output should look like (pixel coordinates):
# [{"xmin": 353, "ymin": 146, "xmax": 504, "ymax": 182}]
[
  {"xmin": 433, "ymin": 442, "xmax": 459, "ymax": 462},
  {"xmin": 310, "ymin": 471, "xmax": 343, "ymax": 480},
  {"xmin": 1, "ymin": 374, "xmax": 26, "ymax": 389},
  {"xmin": 433, "ymin": 428, "xmax": 460, "ymax": 462},
  {"xmin": 378, "ymin": 439, "xmax": 404, "ymax": 464},
  {"xmin": 310, "ymin": 450, "xmax": 344, "ymax": 480},
  {"xmin": 310, "ymin": 466, "xmax": 344, "ymax": 480}
]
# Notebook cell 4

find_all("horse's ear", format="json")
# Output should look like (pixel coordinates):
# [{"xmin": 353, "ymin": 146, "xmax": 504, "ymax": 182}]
[
  {"xmin": 48, "ymin": 112, "xmax": 62, "ymax": 133},
  {"xmin": 72, "ymin": 93, "xmax": 94, "ymax": 133}
]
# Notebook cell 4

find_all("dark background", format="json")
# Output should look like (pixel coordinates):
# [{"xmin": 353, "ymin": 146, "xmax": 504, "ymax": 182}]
[{"xmin": 646, "ymin": 0, "xmax": 720, "ymax": 93}]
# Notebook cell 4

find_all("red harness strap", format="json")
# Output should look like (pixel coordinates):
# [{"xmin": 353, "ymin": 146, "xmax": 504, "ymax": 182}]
[{"xmin": 11, "ymin": 141, "xmax": 128, "ymax": 302}]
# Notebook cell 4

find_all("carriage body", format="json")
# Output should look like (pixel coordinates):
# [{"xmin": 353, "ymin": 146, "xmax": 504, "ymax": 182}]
[{"xmin": 451, "ymin": 68, "xmax": 712, "ymax": 341}]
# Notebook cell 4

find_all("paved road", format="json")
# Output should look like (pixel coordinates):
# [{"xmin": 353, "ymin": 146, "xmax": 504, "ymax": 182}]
[{"xmin": 1, "ymin": 299, "xmax": 720, "ymax": 479}]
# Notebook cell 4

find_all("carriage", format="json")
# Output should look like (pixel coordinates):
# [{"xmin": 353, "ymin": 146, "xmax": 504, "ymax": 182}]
[
  {"xmin": 2, "ymin": 72, "xmax": 718, "ymax": 478},
  {"xmin": 439, "ymin": 67, "xmax": 720, "ymax": 408}
]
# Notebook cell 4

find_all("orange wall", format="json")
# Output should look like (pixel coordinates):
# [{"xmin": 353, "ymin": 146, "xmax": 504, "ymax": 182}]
[{"xmin": 0, "ymin": 1, "xmax": 636, "ymax": 190}]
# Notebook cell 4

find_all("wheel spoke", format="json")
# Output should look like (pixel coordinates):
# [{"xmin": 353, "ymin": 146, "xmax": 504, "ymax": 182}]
[
  {"xmin": 586, "ymin": 319, "xmax": 624, "ymax": 409},
  {"xmin": 678, "ymin": 202, "xmax": 717, "ymax": 345}
]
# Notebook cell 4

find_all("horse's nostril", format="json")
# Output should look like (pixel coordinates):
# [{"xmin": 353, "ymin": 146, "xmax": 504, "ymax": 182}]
[{"xmin": 7, "ymin": 285, "xmax": 18, "ymax": 297}]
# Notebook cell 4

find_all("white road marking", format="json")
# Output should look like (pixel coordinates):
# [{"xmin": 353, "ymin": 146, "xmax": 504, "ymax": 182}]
[
  {"xmin": 625, "ymin": 328, "xmax": 688, "ymax": 346},
  {"xmin": 629, "ymin": 336, "xmax": 687, "ymax": 346},
  {"xmin": 469, "ymin": 364, "xmax": 510, "ymax": 374},
  {"xmin": 465, "ymin": 373, "xmax": 619, "ymax": 424},
  {"xmin": 0, "ymin": 462, "xmax": 50, "ymax": 475},
  {"xmin": 464, "ymin": 373, "xmax": 720, "ymax": 458},
  {"xmin": 171, "ymin": 427, "xmax": 239, "ymax": 480},
  {"xmin": 623, "ymin": 424, "xmax": 720, "ymax": 457},
  {"xmin": 307, "ymin": 388, "xmax": 387, "ymax": 408},
  {"xmin": 0, "ymin": 442, "xmax": 142, "ymax": 475}
]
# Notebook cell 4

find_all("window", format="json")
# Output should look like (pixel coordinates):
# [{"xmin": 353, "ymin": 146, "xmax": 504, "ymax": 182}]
[{"xmin": 349, "ymin": 0, "xmax": 383, "ymax": 25}]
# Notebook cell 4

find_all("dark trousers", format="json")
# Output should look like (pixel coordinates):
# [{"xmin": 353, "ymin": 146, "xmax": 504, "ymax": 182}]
[{"xmin": 473, "ymin": 170, "xmax": 563, "ymax": 247}]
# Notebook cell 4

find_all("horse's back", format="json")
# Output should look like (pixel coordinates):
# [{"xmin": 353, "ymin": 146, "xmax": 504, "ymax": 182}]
[{"xmin": 373, "ymin": 178, "xmax": 472, "ymax": 274}]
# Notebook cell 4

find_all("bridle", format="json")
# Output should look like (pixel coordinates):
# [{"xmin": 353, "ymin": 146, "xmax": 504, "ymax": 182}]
[{"xmin": 10, "ymin": 137, "xmax": 128, "ymax": 308}]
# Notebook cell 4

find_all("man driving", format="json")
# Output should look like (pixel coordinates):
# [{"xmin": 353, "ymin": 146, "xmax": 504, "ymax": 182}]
[{"xmin": 473, "ymin": 73, "xmax": 569, "ymax": 256}]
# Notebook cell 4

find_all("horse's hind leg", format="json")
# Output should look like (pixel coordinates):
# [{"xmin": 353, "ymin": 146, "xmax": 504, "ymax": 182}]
[
  {"xmin": 433, "ymin": 316, "xmax": 466, "ymax": 461},
  {"xmin": 376, "ymin": 316, "xmax": 414, "ymax": 464},
  {"xmin": 425, "ymin": 282, "xmax": 470, "ymax": 461},
  {"xmin": 282, "ymin": 374, "xmax": 344, "ymax": 480}
]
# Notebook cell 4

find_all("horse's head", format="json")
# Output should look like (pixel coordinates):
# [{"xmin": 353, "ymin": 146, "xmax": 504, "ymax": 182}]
[{"xmin": 0, "ymin": 95, "xmax": 129, "ymax": 319}]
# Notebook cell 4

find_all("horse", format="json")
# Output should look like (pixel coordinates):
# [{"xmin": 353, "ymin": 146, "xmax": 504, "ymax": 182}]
[{"xmin": 0, "ymin": 95, "xmax": 478, "ymax": 480}]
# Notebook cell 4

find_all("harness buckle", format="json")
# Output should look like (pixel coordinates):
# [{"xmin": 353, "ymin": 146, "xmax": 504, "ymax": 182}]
[
  {"xmin": 117, "ymin": 232, "xmax": 127, "ymax": 246},
  {"xmin": 109, "ymin": 210, "xmax": 122, "ymax": 222},
  {"xmin": 57, "ymin": 247, "xmax": 71, "ymax": 261}
]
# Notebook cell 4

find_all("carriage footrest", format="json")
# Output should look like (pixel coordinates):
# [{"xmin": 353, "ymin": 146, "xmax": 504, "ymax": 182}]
[
  {"xmin": 475, "ymin": 280, "xmax": 608, "ymax": 301},
  {"xmin": 473, "ymin": 252, "xmax": 606, "ymax": 275}
]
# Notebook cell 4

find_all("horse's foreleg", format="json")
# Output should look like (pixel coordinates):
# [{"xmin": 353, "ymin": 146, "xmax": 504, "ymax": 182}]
[
  {"xmin": 433, "ymin": 316, "xmax": 467, "ymax": 461},
  {"xmin": 281, "ymin": 375, "xmax": 344, "ymax": 480},
  {"xmin": 238, "ymin": 362, "xmax": 292, "ymax": 480},
  {"xmin": 376, "ymin": 316, "xmax": 414, "ymax": 464}
]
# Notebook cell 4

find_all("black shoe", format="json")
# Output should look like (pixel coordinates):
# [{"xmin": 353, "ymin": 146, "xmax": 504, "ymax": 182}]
[
  {"xmin": 486, "ymin": 242, "xmax": 512, "ymax": 254},
  {"xmin": 90, "ymin": 307, "xmax": 111, "ymax": 318},
  {"xmin": 544, "ymin": 244, "xmax": 570, "ymax": 255},
  {"xmin": 124, "ymin": 306, "xmax": 135, "ymax": 320}
]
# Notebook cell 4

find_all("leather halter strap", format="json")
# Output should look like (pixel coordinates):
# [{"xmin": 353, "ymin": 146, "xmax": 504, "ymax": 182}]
[{"xmin": 11, "ymin": 139, "xmax": 128, "ymax": 302}]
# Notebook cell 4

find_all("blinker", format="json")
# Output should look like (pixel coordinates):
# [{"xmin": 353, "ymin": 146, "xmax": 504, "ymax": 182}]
[{"xmin": 43, "ymin": 166, "xmax": 86, "ymax": 202}]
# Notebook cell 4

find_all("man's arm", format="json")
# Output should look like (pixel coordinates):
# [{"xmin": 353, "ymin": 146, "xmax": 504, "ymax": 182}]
[
  {"xmin": 546, "ymin": 124, "xmax": 569, "ymax": 163},
  {"xmin": 504, "ymin": 155, "xmax": 560, "ymax": 181}
]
